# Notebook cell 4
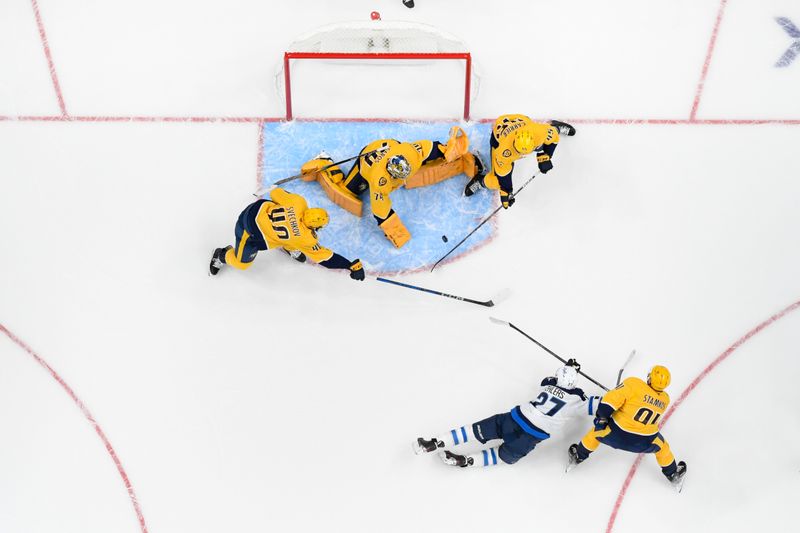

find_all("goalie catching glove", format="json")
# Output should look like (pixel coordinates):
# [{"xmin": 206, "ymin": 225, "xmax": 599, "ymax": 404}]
[{"xmin": 379, "ymin": 211, "xmax": 411, "ymax": 248}]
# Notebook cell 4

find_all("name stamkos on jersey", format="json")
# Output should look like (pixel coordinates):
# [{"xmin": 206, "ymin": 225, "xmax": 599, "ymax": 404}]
[{"xmin": 643, "ymin": 394, "xmax": 666, "ymax": 410}]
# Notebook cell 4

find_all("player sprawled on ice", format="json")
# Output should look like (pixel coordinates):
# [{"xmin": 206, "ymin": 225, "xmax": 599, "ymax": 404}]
[
  {"xmin": 209, "ymin": 187, "xmax": 365, "ymax": 281},
  {"xmin": 414, "ymin": 360, "xmax": 599, "ymax": 467},
  {"xmin": 567, "ymin": 365, "xmax": 687, "ymax": 491},
  {"xmin": 464, "ymin": 114, "xmax": 576, "ymax": 208},
  {"xmin": 299, "ymin": 127, "xmax": 485, "ymax": 248}
]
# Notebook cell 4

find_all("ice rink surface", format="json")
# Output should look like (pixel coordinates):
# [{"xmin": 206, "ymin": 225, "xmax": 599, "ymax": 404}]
[{"xmin": 2, "ymin": 1, "xmax": 800, "ymax": 532}]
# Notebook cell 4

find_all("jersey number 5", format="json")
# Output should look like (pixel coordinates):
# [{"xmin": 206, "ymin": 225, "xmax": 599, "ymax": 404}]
[
  {"xmin": 268, "ymin": 208, "xmax": 290, "ymax": 240},
  {"xmin": 532, "ymin": 392, "xmax": 566, "ymax": 416}
]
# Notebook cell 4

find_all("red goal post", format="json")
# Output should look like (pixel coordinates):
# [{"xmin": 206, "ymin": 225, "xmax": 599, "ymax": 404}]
[{"xmin": 277, "ymin": 20, "xmax": 479, "ymax": 121}]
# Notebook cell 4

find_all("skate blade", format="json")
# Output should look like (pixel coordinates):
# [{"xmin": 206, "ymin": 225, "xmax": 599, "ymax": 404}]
[
  {"xmin": 412, "ymin": 440, "xmax": 426, "ymax": 456},
  {"xmin": 438, "ymin": 451, "xmax": 458, "ymax": 466},
  {"xmin": 565, "ymin": 459, "xmax": 578, "ymax": 473},
  {"xmin": 672, "ymin": 475, "xmax": 686, "ymax": 494}
]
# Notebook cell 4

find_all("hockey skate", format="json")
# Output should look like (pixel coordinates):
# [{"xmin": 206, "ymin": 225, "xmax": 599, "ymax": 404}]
[
  {"xmin": 439, "ymin": 450, "xmax": 474, "ymax": 468},
  {"xmin": 667, "ymin": 461, "xmax": 687, "ymax": 493},
  {"xmin": 413, "ymin": 437, "xmax": 445, "ymax": 455},
  {"xmin": 565, "ymin": 444, "xmax": 584, "ymax": 473},
  {"xmin": 209, "ymin": 246, "xmax": 231, "ymax": 276},
  {"xmin": 549, "ymin": 120, "xmax": 577, "ymax": 137},
  {"xmin": 464, "ymin": 175, "xmax": 486, "ymax": 197},
  {"xmin": 282, "ymin": 248, "xmax": 307, "ymax": 263}
]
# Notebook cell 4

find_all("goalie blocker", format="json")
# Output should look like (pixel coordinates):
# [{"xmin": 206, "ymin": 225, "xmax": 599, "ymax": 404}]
[{"xmin": 297, "ymin": 127, "xmax": 483, "ymax": 248}]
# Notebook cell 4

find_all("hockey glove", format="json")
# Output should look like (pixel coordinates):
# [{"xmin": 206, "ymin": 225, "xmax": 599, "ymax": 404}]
[
  {"xmin": 593, "ymin": 416, "xmax": 609, "ymax": 431},
  {"xmin": 566, "ymin": 358, "xmax": 581, "ymax": 372},
  {"xmin": 349, "ymin": 259, "xmax": 365, "ymax": 281},
  {"xmin": 500, "ymin": 191, "xmax": 515, "ymax": 209},
  {"xmin": 537, "ymin": 154, "xmax": 553, "ymax": 174}
]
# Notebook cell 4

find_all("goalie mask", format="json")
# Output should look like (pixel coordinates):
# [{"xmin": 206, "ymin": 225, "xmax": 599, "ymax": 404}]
[{"xmin": 386, "ymin": 154, "xmax": 412, "ymax": 180}]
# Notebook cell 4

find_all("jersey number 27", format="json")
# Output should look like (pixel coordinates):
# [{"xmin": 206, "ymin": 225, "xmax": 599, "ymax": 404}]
[{"xmin": 532, "ymin": 392, "xmax": 566, "ymax": 416}]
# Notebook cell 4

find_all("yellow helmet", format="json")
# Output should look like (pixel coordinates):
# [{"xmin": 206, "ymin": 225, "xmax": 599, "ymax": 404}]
[
  {"xmin": 513, "ymin": 128, "xmax": 537, "ymax": 154},
  {"xmin": 302, "ymin": 207, "xmax": 329, "ymax": 230},
  {"xmin": 647, "ymin": 365, "xmax": 671, "ymax": 391}
]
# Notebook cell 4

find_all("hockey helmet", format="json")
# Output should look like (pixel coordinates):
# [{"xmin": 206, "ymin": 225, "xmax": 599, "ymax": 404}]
[
  {"xmin": 555, "ymin": 365, "xmax": 578, "ymax": 390},
  {"xmin": 303, "ymin": 207, "xmax": 329, "ymax": 230},
  {"xmin": 513, "ymin": 128, "xmax": 537, "ymax": 154},
  {"xmin": 647, "ymin": 365, "xmax": 671, "ymax": 391},
  {"xmin": 386, "ymin": 154, "xmax": 412, "ymax": 180}
]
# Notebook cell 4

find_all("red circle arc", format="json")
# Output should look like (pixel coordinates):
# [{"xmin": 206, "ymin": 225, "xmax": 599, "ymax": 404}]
[
  {"xmin": 0, "ymin": 324, "xmax": 149, "ymax": 533},
  {"xmin": 605, "ymin": 298, "xmax": 800, "ymax": 532}
]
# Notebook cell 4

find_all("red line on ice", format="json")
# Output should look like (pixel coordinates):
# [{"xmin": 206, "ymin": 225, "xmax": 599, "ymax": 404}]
[
  {"xmin": 605, "ymin": 298, "xmax": 800, "ymax": 533},
  {"xmin": 1, "ymin": 115, "xmax": 799, "ymax": 125},
  {"xmin": 690, "ymin": 0, "xmax": 729, "ymax": 121},
  {"xmin": 0, "ymin": 324, "xmax": 149, "ymax": 533},
  {"xmin": 30, "ymin": 0, "xmax": 67, "ymax": 116}
]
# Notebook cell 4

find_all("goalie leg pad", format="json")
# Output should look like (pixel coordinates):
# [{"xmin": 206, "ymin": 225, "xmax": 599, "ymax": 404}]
[
  {"xmin": 299, "ymin": 157, "xmax": 361, "ymax": 216},
  {"xmin": 299, "ymin": 158, "xmax": 344, "ymax": 183},
  {"xmin": 319, "ymin": 172, "xmax": 363, "ymax": 217},
  {"xmin": 405, "ymin": 151, "xmax": 481, "ymax": 190},
  {"xmin": 379, "ymin": 212, "xmax": 411, "ymax": 248}
]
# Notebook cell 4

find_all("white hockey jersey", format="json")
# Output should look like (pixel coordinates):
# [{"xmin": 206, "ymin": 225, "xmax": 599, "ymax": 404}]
[{"xmin": 510, "ymin": 377, "xmax": 600, "ymax": 439}]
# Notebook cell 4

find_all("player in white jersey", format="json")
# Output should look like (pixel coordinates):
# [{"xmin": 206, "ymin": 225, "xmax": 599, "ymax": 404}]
[{"xmin": 414, "ymin": 360, "xmax": 600, "ymax": 467}]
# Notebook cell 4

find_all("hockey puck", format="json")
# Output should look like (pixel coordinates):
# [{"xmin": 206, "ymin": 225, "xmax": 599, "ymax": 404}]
[{"xmin": 442, "ymin": 235, "xmax": 448, "ymax": 242}]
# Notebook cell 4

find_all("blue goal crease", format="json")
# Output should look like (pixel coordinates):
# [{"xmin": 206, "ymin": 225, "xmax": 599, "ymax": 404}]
[{"xmin": 259, "ymin": 121, "xmax": 496, "ymax": 275}]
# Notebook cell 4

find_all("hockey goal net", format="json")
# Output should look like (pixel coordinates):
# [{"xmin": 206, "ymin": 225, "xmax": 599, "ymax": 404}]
[{"xmin": 276, "ymin": 20, "xmax": 480, "ymax": 121}]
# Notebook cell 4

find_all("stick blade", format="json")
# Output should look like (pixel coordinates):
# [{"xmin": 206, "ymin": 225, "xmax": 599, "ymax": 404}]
[{"xmin": 490, "ymin": 288, "xmax": 512, "ymax": 306}]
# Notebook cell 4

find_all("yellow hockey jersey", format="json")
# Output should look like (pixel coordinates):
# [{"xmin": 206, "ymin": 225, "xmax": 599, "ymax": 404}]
[
  {"xmin": 600, "ymin": 377, "xmax": 670, "ymax": 436},
  {"xmin": 490, "ymin": 114, "xmax": 560, "ymax": 177},
  {"xmin": 347, "ymin": 139, "xmax": 430, "ymax": 220},
  {"xmin": 253, "ymin": 188, "xmax": 334, "ymax": 263}
]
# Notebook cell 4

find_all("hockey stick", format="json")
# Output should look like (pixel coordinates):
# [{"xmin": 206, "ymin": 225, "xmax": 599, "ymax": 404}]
[
  {"xmin": 375, "ymin": 277, "xmax": 499, "ymax": 307},
  {"xmin": 253, "ymin": 146, "xmax": 390, "ymax": 197},
  {"xmin": 616, "ymin": 349, "xmax": 636, "ymax": 386},
  {"xmin": 430, "ymin": 173, "xmax": 537, "ymax": 272},
  {"xmin": 489, "ymin": 317, "xmax": 610, "ymax": 391}
]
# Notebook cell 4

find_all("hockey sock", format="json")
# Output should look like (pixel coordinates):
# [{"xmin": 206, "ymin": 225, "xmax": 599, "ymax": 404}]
[
  {"xmin": 437, "ymin": 424, "xmax": 479, "ymax": 448},
  {"xmin": 468, "ymin": 446, "xmax": 501, "ymax": 467}
]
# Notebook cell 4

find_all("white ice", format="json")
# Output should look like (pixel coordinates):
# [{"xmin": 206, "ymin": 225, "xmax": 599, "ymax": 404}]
[{"xmin": 2, "ymin": 1, "xmax": 800, "ymax": 532}]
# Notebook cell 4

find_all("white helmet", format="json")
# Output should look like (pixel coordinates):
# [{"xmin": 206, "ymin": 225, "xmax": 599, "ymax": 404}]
[{"xmin": 555, "ymin": 366, "xmax": 578, "ymax": 390}]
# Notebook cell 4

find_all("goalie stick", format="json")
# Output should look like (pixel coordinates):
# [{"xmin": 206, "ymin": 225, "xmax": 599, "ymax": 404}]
[
  {"xmin": 376, "ymin": 277, "xmax": 509, "ymax": 307},
  {"xmin": 253, "ymin": 146, "xmax": 390, "ymax": 197},
  {"xmin": 431, "ymin": 173, "xmax": 537, "ymax": 272},
  {"xmin": 489, "ymin": 317, "xmax": 611, "ymax": 391}
]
